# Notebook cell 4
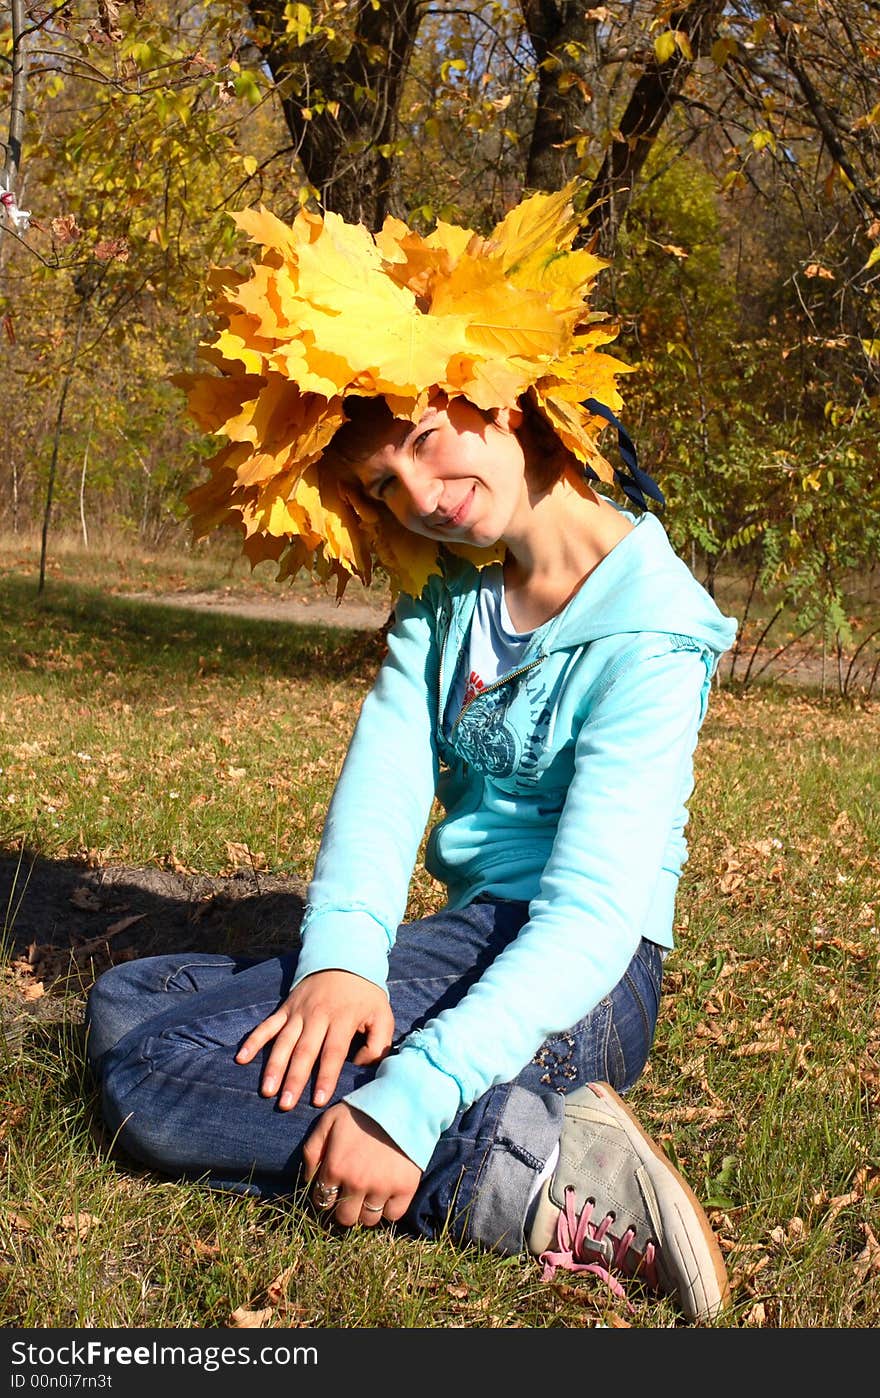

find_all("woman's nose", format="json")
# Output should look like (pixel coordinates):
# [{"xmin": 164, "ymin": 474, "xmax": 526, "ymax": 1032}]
[{"xmin": 404, "ymin": 467, "xmax": 443, "ymax": 519}]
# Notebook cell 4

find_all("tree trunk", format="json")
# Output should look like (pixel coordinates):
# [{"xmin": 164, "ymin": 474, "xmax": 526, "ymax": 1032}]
[
  {"xmin": 79, "ymin": 415, "xmax": 93, "ymax": 549},
  {"xmin": 39, "ymin": 299, "xmax": 88, "ymax": 594},
  {"xmin": 1, "ymin": 0, "xmax": 28, "ymax": 255},
  {"xmin": 246, "ymin": 0, "xmax": 422, "ymax": 228},
  {"xmin": 520, "ymin": 1, "xmax": 598, "ymax": 193},
  {"xmin": 579, "ymin": 1, "xmax": 726, "ymax": 254},
  {"xmin": 519, "ymin": 2, "xmax": 725, "ymax": 254},
  {"xmin": 3, "ymin": 0, "xmax": 27, "ymax": 190}
]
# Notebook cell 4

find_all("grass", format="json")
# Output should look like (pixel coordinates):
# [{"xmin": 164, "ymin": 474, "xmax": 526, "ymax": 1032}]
[
  {"xmin": 1, "ymin": 545, "xmax": 878, "ymax": 1330},
  {"xmin": 0, "ymin": 526, "xmax": 394, "ymax": 608}
]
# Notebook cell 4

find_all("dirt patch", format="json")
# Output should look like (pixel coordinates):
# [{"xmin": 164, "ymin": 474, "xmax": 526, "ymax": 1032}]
[{"xmin": 0, "ymin": 852, "xmax": 307, "ymax": 1046}]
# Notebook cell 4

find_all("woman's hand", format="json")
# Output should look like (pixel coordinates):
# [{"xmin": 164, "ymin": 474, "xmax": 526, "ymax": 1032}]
[
  {"xmin": 235, "ymin": 969, "xmax": 394, "ymax": 1109},
  {"xmin": 304, "ymin": 1102, "xmax": 422, "ymax": 1226}
]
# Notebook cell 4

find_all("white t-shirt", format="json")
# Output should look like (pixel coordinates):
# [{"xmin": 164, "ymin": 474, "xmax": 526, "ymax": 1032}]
[{"xmin": 444, "ymin": 564, "xmax": 542, "ymax": 731}]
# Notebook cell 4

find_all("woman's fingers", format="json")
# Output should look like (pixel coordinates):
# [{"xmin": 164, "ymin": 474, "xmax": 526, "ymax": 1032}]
[
  {"xmin": 234, "ymin": 1008, "xmax": 289, "ymax": 1064},
  {"xmin": 351, "ymin": 1006, "xmax": 395, "ymax": 1067},
  {"xmin": 305, "ymin": 1104, "xmax": 422, "ymax": 1230},
  {"xmin": 301, "ymin": 1112, "xmax": 329, "ymax": 1181},
  {"xmin": 236, "ymin": 975, "xmax": 396, "ymax": 1111},
  {"xmin": 311, "ymin": 1023, "xmax": 360, "ymax": 1106},
  {"xmin": 381, "ymin": 1190, "xmax": 410, "ymax": 1224},
  {"xmin": 359, "ymin": 1197, "xmax": 386, "ymax": 1227},
  {"xmin": 273, "ymin": 1018, "xmax": 328, "ymax": 1107}
]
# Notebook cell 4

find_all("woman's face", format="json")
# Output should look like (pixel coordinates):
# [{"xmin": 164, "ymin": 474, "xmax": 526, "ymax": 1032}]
[{"xmin": 351, "ymin": 396, "xmax": 530, "ymax": 549}]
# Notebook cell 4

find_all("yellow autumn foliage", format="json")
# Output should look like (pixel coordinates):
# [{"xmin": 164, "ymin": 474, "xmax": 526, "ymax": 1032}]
[{"xmin": 174, "ymin": 183, "xmax": 632, "ymax": 597}]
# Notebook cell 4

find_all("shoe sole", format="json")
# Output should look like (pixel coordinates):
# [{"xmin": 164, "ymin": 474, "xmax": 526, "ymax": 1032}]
[{"xmin": 588, "ymin": 1082, "xmax": 731, "ymax": 1322}]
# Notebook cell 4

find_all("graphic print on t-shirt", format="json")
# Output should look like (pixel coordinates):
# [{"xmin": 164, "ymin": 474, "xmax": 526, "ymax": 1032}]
[
  {"xmin": 454, "ymin": 681, "xmax": 520, "ymax": 777},
  {"xmin": 462, "ymin": 670, "xmax": 485, "ymax": 707}
]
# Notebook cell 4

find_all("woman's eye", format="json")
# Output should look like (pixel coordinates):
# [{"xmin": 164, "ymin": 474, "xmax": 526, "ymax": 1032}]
[{"xmin": 414, "ymin": 429, "xmax": 434, "ymax": 452}]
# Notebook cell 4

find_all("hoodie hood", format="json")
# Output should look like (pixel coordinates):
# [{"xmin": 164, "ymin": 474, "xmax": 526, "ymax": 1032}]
[
  {"xmin": 441, "ymin": 509, "xmax": 738, "ymax": 658},
  {"xmin": 545, "ymin": 512, "xmax": 738, "ymax": 653}
]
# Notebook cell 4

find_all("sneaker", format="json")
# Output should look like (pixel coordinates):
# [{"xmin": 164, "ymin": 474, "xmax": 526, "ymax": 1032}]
[{"xmin": 528, "ymin": 1081, "xmax": 730, "ymax": 1322}]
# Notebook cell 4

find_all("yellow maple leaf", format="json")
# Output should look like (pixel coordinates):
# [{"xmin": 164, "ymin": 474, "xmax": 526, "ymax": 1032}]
[
  {"xmin": 368, "ymin": 513, "xmax": 442, "ymax": 598},
  {"xmin": 445, "ymin": 353, "xmax": 538, "ymax": 411},
  {"xmin": 424, "ymin": 219, "xmax": 478, "ymax": 265},
  {"xmin": 231, "ymin": 204, "xmax": 311, "ymax": 259},
  {"xmin": 172, "ymin": 371, "xmax": 263, "ymax": 435},
  {"xmin": 235, "ymin": 262, "xmax": 302, "ymax": 339},
  {"xmin": 488, "ymin": 184, "xmax": 582, "ymax": 274},
  {"xmin": 206, "ymin": 328, "xmax": 265, "ymax": 376},
  {"xmin": 376, "ymin": 218, "xmax": 455, "ymax": 301},
  {"xmin": 519, "ymin": 246, "xmax": 607, "ymax": 313},
  {"xmin": 185, "ymin": 444, "xmax": 252, "ymax": 537},
  {"xmin": 432, "ymin": 259, "xmax": 567, "ymax": 361}
]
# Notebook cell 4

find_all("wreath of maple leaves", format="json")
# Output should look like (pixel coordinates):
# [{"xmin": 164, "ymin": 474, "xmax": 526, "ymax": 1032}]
[{"xmin": 174, "ymin": 183, "xmax": 633, "ymax": 597}]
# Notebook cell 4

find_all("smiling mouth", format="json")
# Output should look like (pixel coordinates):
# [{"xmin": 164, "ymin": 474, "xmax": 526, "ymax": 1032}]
[{"xmin": 436, "ymin": 486, "xmax": 475, "ymax": 529}]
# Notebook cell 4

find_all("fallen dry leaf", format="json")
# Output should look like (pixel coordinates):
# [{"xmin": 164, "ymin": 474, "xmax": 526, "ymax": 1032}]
[
  {"xmin": 658, "ymin": 1104, "xmax": 726, "ymax": 1124},
  {"xmin": 69, "ymin": 886, "xmax": 101, "ymax": 911},
  {"xmin": 4, "ymin": 1211, "xmax": 33, "ymax": 1232},
  {"xmin": 192, "ymin": 1239, "xmax": 221, "ymax": 1259},
  {"xmin": 23, "ymin": 981, "xmax": 45, "ymax": 1001},
  {"xmin": 0, "ymin": 1107, "xmax": 26, "ymax": 1141},
  {"xmin": 266, "ymin": 1267, "xmax": 296, "ymax": 1304},
  {"xmin": 733, "ymin": 1039, "xmax": 783, "ymax": 1057},
  {"xmin": 853, "ymin": 1223, "xmax": 880, "ymax": 1285},
  {"xmin": 105, "ymin": 913, "xmax": 148, "ymax": 936},
  {"xmin": 605, "ymin": 1310, "xmax": 632, "ymax": 1327},
  {"xmin": 769, "ymin": 1216, "xmax": 806, "ymax": 1249},
  {"xmin": 59, "ymin": 1212, "xmax": 97, "ymax": 1239},
  {"xmin": 746, "ymin": 1301, "xmax": 768, "ymax": 1326},
  {"xmin": 819, "ymin": 1189, "xmax": 859, "ymax": 1224},
  {"xmin": 732, "ymin": 1252, "xmax": 771, "ymax": 1282},
  {"xmin": 166, "ymin": 854, "xmax": 195, "ymax": 875},
  {"xmin": 228, "ymin": 1305, "xmax": 273, "ymax": 1328},
  {"xmin": 225, "ymin": 841, "xmax": 267, "ymax": 871}
]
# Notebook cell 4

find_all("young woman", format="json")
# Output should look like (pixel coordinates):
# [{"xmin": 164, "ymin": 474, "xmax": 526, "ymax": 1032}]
[{"xmin": 86, "ymin": 192, "xmax": 738, "ymax": 1323}]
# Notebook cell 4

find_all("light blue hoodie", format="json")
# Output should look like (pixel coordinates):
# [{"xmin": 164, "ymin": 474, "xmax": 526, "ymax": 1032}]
[{"xmin": 293, "ymin": 510, "xmax": 738, "ymax": 1169}]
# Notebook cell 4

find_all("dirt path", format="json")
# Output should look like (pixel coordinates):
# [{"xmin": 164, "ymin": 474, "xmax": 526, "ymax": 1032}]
[
  {"xmin": 126, "ymin": 586, "xmax": 875, "ymax": 694},
  {"xmin": 127, "ymin": 586, "xmax": 393, "ymax": 631}
]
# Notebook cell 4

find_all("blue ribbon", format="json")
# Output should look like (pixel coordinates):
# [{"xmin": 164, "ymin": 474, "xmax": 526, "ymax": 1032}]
[{"xmin": 581, "ymin": 397, "xmax": 665, "ymax": 512}]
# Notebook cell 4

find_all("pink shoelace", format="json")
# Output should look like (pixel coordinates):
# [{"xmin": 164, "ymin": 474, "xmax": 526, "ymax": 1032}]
[{"xmin": 539, "ymin": 1186, "xmax": 659, "ymax": 1304}]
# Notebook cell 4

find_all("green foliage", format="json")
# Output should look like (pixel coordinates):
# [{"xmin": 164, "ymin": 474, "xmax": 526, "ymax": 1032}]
[
  {"xmin": 1, "ymin": 0, "xmax": 878, "ymax": 644},
  {"xmin": 602, "ymin": 145, "xmax": 879, "ymax": 675}
]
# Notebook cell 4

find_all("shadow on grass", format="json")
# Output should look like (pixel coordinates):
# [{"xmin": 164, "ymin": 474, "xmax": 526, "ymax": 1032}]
[
  {"xmin": 0, "ymin": 575, "xmax": 388, "ymax": 685},
  {"xmin": 1, "ymin": 847, "xmax": 306, "ymax": 1037}
]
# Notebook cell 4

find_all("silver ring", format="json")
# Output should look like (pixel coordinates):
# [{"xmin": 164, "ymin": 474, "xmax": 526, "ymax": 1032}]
[
  {"xmin": 313, "ymin": 1181, "xmax": 340, "ymax": 1210},
  {"xmin": 362, "ymin": 1201, "xmax": 384, "ymax": 1214}
]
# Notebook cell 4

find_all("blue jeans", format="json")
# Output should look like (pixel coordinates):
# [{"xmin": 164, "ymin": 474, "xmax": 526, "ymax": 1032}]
[{"xmin": 86, "ymin": 900, "xmax": 663, "ymax": 1255}]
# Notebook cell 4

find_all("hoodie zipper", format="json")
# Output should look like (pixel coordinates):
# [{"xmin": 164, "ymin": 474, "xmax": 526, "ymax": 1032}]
[
  {"xmin": 450, "ymin": 654, "xmax": 546, "ymax": 736},
  {"xmin": 436, "ymin": 589, "xmax": 548, "ymax": 739}
]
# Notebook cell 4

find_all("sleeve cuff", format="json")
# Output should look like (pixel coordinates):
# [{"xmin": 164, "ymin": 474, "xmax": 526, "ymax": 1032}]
[
  {"xmin": 343, "ymin": 1047, "xmax": 463, "ymax": 1170},
  {"xmin": 292, "ymin": 908, "xmax": 392, "ymax": 993}
]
